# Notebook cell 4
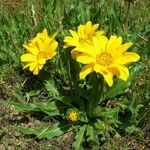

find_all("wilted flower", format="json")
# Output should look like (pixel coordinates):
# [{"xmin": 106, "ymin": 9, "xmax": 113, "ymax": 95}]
[
  {"xmin": 73, "ymin": 35, "xmax": 140, "ymax": 86},
  {"xmin": 21, "ymin": 29, "xmax": 58, "ymax": 75}
]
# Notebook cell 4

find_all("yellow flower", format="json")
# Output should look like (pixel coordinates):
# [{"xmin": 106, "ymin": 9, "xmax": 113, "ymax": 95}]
[
  {"xmin": 64, "ymin": 21, "xmax": 104, "ymax": 58},
  {"xmin": 68, "ymin": 111, "xmax": 78, "ymax": 122},
  {"xmin": 73, "ymin": 35, "xmax": 140, "ymax": 86},
  {"xmin": 21, "ymin": 29, "xmax": 58, "ymax": 75}
]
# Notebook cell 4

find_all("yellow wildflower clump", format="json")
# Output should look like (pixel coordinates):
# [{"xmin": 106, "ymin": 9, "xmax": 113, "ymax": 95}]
[
  {"xmin": 21, "ymin": 29, "xmax": 58, "ymax": 75},
  {"xmin": 72, "ymin": 35, "xmax": 140, "ymax": 86}
]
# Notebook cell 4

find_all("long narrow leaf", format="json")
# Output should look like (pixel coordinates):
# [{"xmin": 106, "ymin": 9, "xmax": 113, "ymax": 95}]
[
  {"xmin": 9, "ymin": 101, "xmax": 65, "ymax": 116},
  {"xmin": 44, "ymin": 80, "xmax": 60, "ymax": 98},
  {"xmin": 18, "ymin": 122, "xmax": 73, "ymax": 139},
  {"xmin": 73, "ymin": 125, "xmax": 87, "ymax": 150},
  {"xmin": 86, "ymin": 124, "xmax": 99, "ymax": 145}
]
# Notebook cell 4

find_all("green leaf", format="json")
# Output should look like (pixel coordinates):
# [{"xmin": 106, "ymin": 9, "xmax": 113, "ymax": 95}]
[
  {"xmin": 125, "ymin": 125, "xmax": 140, "ymax": 134},
  {"xmin": 73, "ymin": 125, "xmax": 87, "ymax": 150},
  {"xmin": 94, "ymin": 106, "xmax": 120, "ymax": 126},
  {"xmin": 18, "ymin": 122, "xmax": 73, "ymax": 139},
  {"xmin": 62, "ymin": 8, "xmax": 78, "ymax": 27},
  {"xmin": 104, "ymin": 66, "xmax": 141, "ymax": 99},
  {"xmin": 9, "ymin": 101, "xmax": 65, "ymax": 116},
  {"xmin": 8, "ymin": 49, "xmax": 19, "ymax": 65},
  {"xmin": 44, "ymin": 80, "xmax": 60, "ymax": 98},
  {"xmin": 78, "ymin": 111, "xmax": 88, "ymax": 123},
  {"xmin": 86, "ymin": 124, "xmax": 99, "ymax": 145},
  {"xmin": 94, "ymin": 119, "xmax": 114, "ymax": 132},
  {"xmin": 0, "ymin": 52, "xmax": 8, "ymax": 62},
  {"xmin": 94, "ymin": 119, "xmax": 120, "ymax": 142},
  {"xmin": 9, "ymin": 101, "xmax": 38, "ymax": 111}
]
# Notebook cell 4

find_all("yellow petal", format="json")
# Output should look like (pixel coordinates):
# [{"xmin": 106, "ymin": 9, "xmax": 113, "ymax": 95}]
[
  {"xmin": 23, "ymin": 44, "xmax": 39, "ymax": 55},
  {"xmin": 78, "ymin": 25, "xmax": 85, "ymax": 38},
  {"xmin": 112, "ymin": 42, "xmax": 133, "ymax": 57},
  {"xmin": 38, "ymin": 58, "xmax": 46, "ymax": 65},
  {"xmin": 63, "ymin": 44, "xmax": 70, "ymax": 49},
  {"xmin": 118, "ymin": 65, "xmax": 129, "ymax": 81},
  {"xmin": 48, "ymin": 51, "xmax": 57, "ymax": 59},
  {"xmin": 108, "ymin": 65, "xmax": 129, "ymax": 81},
  {"xmin": 114, "ymin": 52, "xmax": 140, "ymax": 65},
  {"xmin": 107, "ymin": 65, "xmax": 119, "ymax": 75},
  {"xmin": 42, "ymin": 29, "xmax": 48, "ymax": 36},
  {"xmin": 51, "ymin": 31, "xmax": 58, "ymax": 39},
  {"xmin": 93, "ymin": 36, "xmax": 108, "ymax": 54},
  {"xmin": 74, "ymin": 40, "xmax": 96, "ymax": 57},
  {"xmin": 44, "ymin": 37, "xmax": 52, "ymax": 47},
  {"xmin": 106, "ymin": 35, "xmax": 117, "ymax": 50},
  {"xmin": 86, "ymin": 21, "xmax": 92, "ymax": 27},
  {"xmin": 95, "ymin": 30, "xmax": 105, "ymax": 37},
  {"xmin": 103, "ymin": 72, "xmax": 113, "ymax": 87},
  {"xmin": 107, "ymin": 36, "xmax": 122, "ymax": 53},
  {"xmin": 94, "ymin": 64, "xmax": 113, "ymax": 86},
  {"xmin": 49, "ymin": 41, "xmax": 58, "ymax": 52},
  {"xmin": 64, "ymin": 37, "xmax": 79, "ymax": 47},
  {"xmin": 33, "ymin": 66, "xmax": 39, "ymax": 75},
  {"xmin": 37, "ymin": 29, "xmax": 48, "ymax": 38},
  {"xmin": 92, "ymin": 24, "xmax": 99, "ymax": 30},
  {"xmin": 35, "ymin": 38, "xmax": 45, "ymax": 52},
  {"xmin": 69, "ymin": 30, "xmax": 79, "ymax": 39},
  {"xmin": 29, "ymin": 62, "xmax": 38, "ymax": 72},
  {"xmin": 92, "ymin": 36, "xmax": 101, "ymax": 54},
  {"xmin": 71, "ymin": 49, "xmax": 81, "ymax": 59},
  {"xmin": 76, "ymin": 55, "xmax": 96, "ymax": 64},
  {"xmin": 21, "ymin": 54, "xmax": 37, "ymax": 62},
  {"xmin": 38, "ymin": 65, "xmax": 44, "ymax": 70},
  {"xmin": 23, "ymin": 63, "xmax": 31, "ymax": 69},
  {"xmin": 80, "ymin": 64, "xmax": 94, "ymax": 79},
  {"xmin": 85, "ymin": 21, "xmax": 93, "ymax": 33}
]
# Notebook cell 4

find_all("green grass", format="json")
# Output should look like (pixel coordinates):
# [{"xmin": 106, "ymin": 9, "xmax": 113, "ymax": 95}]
[{"xmin": 0, "ymin": 0, "xmax": 149, "ymax": 149}]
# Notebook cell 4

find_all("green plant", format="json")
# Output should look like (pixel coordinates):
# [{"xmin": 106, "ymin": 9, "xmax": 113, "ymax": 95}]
[
  {"xmin": 2, "ymin": 23, "xmax": 142, "ymax": 150},
  {"xmin": 0, "ymin": 0, "xmax": 149, "ymax": 149}
]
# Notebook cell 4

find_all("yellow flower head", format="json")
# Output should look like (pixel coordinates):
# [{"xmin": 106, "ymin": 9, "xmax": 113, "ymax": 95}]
[
  {"xmin": 21, "ymin": 29, "xmax": 58, "ymax": 75},
  {"xmin": 73, "ymin": 35, "xmax": 140, "ymax": 86},
  {"xmin": 63, "ymin": 21, "xmax": 104, "ymax": 50},
  {"xmin": 68, "ymin": 111, "xmax": 78, "ymax": 122}
]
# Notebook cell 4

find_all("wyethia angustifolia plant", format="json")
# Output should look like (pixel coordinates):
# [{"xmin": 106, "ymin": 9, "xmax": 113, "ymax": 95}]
[{"xmin": 9, "ymin": 21, "xmax": 141, "ymax": 149}]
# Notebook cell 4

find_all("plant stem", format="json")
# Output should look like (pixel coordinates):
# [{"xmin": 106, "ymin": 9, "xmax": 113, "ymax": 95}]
[{"xmin": 87, "ymin": 74, "xmax": 104, "ymax": 118}]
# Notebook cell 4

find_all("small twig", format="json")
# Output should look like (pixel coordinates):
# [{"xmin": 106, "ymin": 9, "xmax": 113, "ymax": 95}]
[
  {"xmin": 138, "ymin": 34, "xmax": 149, "ymax": 42},
  {"xmin": 31, "ymin": 4, "xmax": 37, "ymax": 26},
  {"xmin": 143, "ymin": 140, "xmax": 150, "ymax": 150},
  {"xmin": 124, "ymin": 1, "xmax": 131, "ymax": 32},
  {"xmin": 0, "ymin": 131, "xmax": 5, "ymax": 141}
]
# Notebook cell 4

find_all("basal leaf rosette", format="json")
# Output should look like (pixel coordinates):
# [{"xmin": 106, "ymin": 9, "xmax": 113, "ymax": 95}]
[
  {"xmin": 21, "ymin": 29, "xmax": 58, "ymax": 75},
  {"xmin": 64, "ymin": 21, "xmax": 104, "ymax": 59},
  {"xmin": 72, "ymin": 35, "xmax": 140, "ymax": 86}
]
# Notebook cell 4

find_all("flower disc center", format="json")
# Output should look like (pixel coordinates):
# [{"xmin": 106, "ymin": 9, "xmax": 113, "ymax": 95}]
[
  {"xmin": 38, "ymin": 51, "xmax": 50, "ymax": 59},
  {"xmin": 96, "ymin": 52, "xmax": 112, "ymax": 66}
]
